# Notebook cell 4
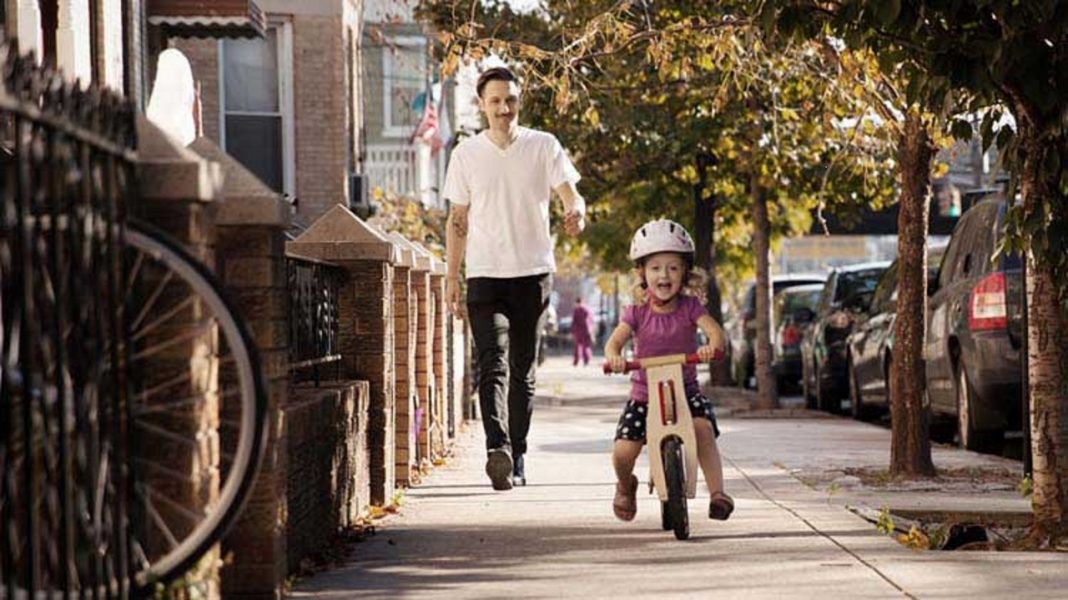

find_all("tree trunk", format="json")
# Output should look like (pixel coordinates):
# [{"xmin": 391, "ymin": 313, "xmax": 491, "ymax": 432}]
[
  {"xmin": 694, "ymin": 173, "xmax": 731, "ymax": 385},
  {"xmin": 751, "ymin": 173, "xmax": 778, "ymax": 409},
  {"xmin": 889, "ymin": 111, "xmax": 936, "ymax": 477},
  {"xmin": 1018, "ymin": 121, "xmax": 1068, "ymax": 545},
  {"xmin": 693, "ymin": 187, "xmax": 721, "ymax": 321}
]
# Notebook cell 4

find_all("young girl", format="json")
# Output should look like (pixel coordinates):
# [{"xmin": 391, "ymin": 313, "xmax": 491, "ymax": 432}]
[{"xmin": 605, "ymin": 219, "xmax": 734, "ymax": 522}]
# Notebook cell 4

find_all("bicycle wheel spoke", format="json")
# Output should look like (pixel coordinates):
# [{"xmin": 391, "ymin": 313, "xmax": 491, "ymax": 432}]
[
  {"xmin": 131, "ymin": 420, "xmax": 198, "ymax": 448},
  {"xmin": 130, "ymin": 270, "xmax": 174, "ymax": 332},
  {"xmin": 131, "ymin": 320, "xmax": 213, "ymax": 362},
  {"xmin": 135, "ymin": 370, "xmax": 196, "ymax": 404},
  {"xmin": 130, "ymin": 296, "xmax": 197, "ymax": 343},
  {"xmin": 137, "ymin": 487, "xmax": 181, "ymax": 549},
  {"xmin": 133, "ymin": 393, "xmax": 206, "ymax": 417},
  {"xmin": 145, "ymin": 486, "xmax": 208, "ymax": 524},
  {"xmin": 131, "ymin": 457, "xmax": 203, "ymax": 483}
]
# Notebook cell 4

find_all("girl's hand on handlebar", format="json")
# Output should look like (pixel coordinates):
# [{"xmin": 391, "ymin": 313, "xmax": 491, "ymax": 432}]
[
  {"xmin": 697, "ymin": 344, "xmax": 725, "ymax": 363},
  {"xmin": 606, "ymin": 355, "xmax": 627, "ymax": 373}
]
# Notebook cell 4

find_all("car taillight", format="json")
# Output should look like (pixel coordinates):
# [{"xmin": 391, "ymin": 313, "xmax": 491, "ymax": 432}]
[
  {"xmin": 969, "ymin": 271, "xmax": 1007, "ymax": 331},
  {"xmin": 781, "ymin": 324, "xmax": 802, "ymax": 346}
]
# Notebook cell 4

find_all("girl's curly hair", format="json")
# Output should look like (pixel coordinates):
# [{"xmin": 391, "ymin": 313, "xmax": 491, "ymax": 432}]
[{"xmin": 630, "ymin": 254, "xmax": 708, "ymax": 306}]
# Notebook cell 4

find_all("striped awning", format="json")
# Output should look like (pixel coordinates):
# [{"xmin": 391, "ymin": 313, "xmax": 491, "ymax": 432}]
[{"xmin": 147, "ymin": 0, "xmax": 267, "ymax": 39}]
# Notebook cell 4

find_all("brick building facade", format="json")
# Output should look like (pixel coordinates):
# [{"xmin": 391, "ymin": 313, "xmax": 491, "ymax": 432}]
[{"xmin": 172, "ymin": 0, "xmax": 366, "ymax": 227}]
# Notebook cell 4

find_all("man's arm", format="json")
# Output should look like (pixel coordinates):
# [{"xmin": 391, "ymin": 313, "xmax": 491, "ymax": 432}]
[
  {"xmin": 553, "ymin": 181, "xmax": 586, "ymax": 237},
  {"xmin": 445, "ymin": 204, "xmax": 469, "ymax": 316}
]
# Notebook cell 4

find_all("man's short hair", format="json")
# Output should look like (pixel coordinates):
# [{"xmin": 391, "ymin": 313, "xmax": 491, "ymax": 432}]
[{"xmin": 476, "ymin": 67, "xmax": 518, "ymax": 97}]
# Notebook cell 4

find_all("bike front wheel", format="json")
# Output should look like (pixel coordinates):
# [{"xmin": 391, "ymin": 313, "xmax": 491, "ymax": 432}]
[{"xmin": 662, "ymin": 437, "xmax": 689, "ymax": 540}]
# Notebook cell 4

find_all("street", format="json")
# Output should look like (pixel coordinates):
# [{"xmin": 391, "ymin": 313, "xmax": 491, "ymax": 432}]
[{"xmin": 292, "ymin": 356, "xmax": 1068, "ymax": 599}]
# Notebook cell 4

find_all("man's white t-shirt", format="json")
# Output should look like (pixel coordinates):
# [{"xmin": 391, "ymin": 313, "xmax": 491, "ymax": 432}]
[{"xmin": 443, "ymin": 127, "xmax": 580, "ymax": 279}]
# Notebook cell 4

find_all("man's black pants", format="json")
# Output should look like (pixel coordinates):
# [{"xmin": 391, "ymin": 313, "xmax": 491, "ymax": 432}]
[{"xmin": 466, "ymin": 274, "xmax": 551, "ymax": 457}]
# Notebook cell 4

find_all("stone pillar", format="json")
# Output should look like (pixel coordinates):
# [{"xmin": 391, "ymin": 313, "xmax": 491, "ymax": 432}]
[
  {"xmin": 407, "ymin": 244, "xmax": 434, "ymax": 464},
  {"xmin": 417, "ymin": 243, "xmax": 448, "ymax": 457},
  {"xmin": 135, "ymin": 117, "xmax": 224, "ymax": 597},
  {"xmin": 15, "ymin": 0, "xmax": 43, "ymax": 61},
  {"xmin": 287, "ymin": 206, "xmax": 397, "ymax": 506},
  {"xmin": 56, "ymin": 0, "xmax": 92, "ymax": 83},
  {"xmin": 188, "ymin": 138, "xmax": 291, "ymax": 598},
  {"xmin": 387, "ymin": 233, "xmax": 418, "ymax": 486}
]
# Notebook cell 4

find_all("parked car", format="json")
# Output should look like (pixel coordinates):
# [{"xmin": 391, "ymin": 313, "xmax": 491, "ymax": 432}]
[
  {"xmin": 732, "ymin": 274, "xmax": 826, "ymax": 388},
  {"xmin": 845, "ymin": 245, "xmax": 946, "ymax": 420},
  {"xmin": 800, "ymin": 261, "xmax": 891, "ymax": 412},
  {"xmin": 771, "ymin": 284, "xmax": 823, "ymax": 392},
  {"xmin": 925, "ymin": 198, "xmax": 1023, "ymax": 451}
]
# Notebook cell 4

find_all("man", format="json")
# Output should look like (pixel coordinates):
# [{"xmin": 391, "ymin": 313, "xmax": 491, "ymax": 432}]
[{"xmin": 443, "ymin": 66, "xmax": 585, "ymax": 490}]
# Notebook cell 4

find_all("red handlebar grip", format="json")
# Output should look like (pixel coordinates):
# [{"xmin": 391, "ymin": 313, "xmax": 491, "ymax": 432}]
[{"xmin": 602, "ymin": 360, "xmax": 642, "ymax": 374}]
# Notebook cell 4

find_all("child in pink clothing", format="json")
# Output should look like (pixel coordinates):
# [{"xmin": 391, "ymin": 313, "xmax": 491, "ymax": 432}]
[
  {"xmin": 571, "ymin": 298, "xmax": 593, "ymax": 366},
  {"xmin": 604, "ymin": 219, "xmax": 734, "ymax": 523}
]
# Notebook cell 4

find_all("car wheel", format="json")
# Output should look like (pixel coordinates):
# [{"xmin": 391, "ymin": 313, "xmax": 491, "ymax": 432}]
[
  {"xmin": 815, "ymin": 363, "xmax": 835, "ymax": 413},
  {"xmin": 802, "ymin": 359, "xmax": 816, "ymax": 409},
  {"xmin": 955, "ymin": 364, "xmax": 1002, "ymax": 453},
  {"xmin": 849, "ymin": 359, "xmax": 868, "ymax": 421}
]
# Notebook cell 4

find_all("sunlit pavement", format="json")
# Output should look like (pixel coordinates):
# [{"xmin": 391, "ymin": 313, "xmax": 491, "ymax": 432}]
[{"xmin": 292, "ymin": 355, "xmax": 1068, "ymax": 599}]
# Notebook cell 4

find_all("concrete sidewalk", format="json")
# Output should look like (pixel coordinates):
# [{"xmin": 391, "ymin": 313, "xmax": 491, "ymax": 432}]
[{"xmin": 291, "ymin": 356, "xmax": 1068, "ymax": 599}]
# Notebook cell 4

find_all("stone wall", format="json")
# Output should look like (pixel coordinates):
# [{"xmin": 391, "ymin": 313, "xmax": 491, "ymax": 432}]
[{"xmin": 284, "ymin": 381, "xmax": 370, "ymax": 573}]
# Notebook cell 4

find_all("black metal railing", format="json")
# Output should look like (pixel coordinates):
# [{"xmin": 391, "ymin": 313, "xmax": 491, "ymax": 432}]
[
  {"xmin": 286, "ymin": 254, "xmax": 343, "ymax": 385},
  {"xmin": 0, "ymin": 38, "xmax": 138, "ymax": 598}
]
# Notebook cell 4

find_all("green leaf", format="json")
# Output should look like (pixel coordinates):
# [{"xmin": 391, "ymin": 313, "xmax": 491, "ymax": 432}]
[{"xmin": 874, "ymin": 0, "xmax": 902, "ymax": 26}]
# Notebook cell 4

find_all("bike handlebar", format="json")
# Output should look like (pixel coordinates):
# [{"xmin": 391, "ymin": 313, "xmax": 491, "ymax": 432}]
[{"xmin": 602, "ymin": 351, "xmax": 722, "ymax": 375}]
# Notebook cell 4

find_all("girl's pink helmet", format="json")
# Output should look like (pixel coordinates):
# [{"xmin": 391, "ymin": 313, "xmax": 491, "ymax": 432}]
[{"xmin": 629, "ymin": 219, "xmax": 696, "ymax": 262}]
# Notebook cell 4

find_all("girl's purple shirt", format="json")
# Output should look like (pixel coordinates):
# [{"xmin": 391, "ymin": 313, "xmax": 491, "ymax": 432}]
[{"xmin": 621, "ymin": 295, "xmax": 705, "ymax": 403}]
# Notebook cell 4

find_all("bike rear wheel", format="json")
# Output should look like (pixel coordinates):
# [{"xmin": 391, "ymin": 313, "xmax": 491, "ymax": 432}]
[
  {"xmin": 123, "ymin": 220, "xmax": 268, "ymax": 590},
  {"xmin": 662, "ymin": 437, "xmax": 689, "ymax": 540}
]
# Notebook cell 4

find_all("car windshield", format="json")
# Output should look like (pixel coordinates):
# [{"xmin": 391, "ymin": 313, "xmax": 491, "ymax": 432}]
[
  {"xmin": 746, "ymin": 278, "xmax": 825, "ymax": 316},
  {"xmin": 834, "ymin": 268, "xmax": 885, "ymax": 304},
  {"xmin": 775, "ymin": 289, "xmax": 821, "ymax": 324}
]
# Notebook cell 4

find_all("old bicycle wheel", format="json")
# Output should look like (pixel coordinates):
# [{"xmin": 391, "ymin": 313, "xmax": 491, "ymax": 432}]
[{"xmin": 123, "ymin": 219, "xmax": 267, "ymax": 590}]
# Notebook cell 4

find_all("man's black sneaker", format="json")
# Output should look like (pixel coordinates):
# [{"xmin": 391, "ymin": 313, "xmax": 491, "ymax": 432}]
[
  {"xmin": 512, "ymin": 454, "xmax": 526, "ymax": 487},
  {"xmin": 485, "ymin": 448, "xmax": 513, "ymax": 491}
]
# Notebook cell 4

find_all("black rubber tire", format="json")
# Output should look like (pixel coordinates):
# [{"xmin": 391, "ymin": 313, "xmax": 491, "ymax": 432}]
[
  {"xmin": 815, "ymin": 363, "xmax": 834, "ymax": 413},
  {"xmin": 849, "ymin": 358, "xmax": 869, "ymax": 421},
  {"xmin": 803, "ymin": 359, "xmax": 817, "ymax": 409},
  {"xmin": 660, "ymin": 501, "xmax": 671, "ymax": 530},
  {"xmin": 662, "ymin": 438, "xmax": 690, "ymax": 540},
  {"xmin": 956, "ymin": 363, "xmax": 1003, "ymax": 453}
]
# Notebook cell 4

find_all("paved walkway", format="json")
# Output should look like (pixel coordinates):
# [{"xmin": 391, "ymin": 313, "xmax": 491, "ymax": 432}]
[{"xmin": 291, "ymin": 357, "xmax": 1068, "ymax": 599}]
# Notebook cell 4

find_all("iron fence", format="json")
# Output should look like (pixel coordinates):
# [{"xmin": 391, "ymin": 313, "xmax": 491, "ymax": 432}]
[
  {"xmin": 286, "ymin": 254, "xmax": 343, "ymax": 385},
  {"xmin": 0, "ymin": 38, "xmax": 138, "ymax": 598}
]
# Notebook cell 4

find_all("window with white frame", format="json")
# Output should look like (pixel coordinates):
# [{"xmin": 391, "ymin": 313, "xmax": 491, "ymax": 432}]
[
  {"xmin": 382, "ymin": 37, "xmax": 426, "ymax": 137},
  {"xmin": 220, "ymin": 23, "xmax": 294, "ymax": 196}
]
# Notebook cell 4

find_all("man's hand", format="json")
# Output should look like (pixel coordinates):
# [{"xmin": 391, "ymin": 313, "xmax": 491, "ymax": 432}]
[
  {"xmin": 563, "ymin": 208, "xmax": 585, "ymax": 237},
  {"xmin": 446, "ymin": 277, "xmax": 465, "ymax": 318},
  {"xmin": 697, "ymin": 344, "xmax": 725, "ymax": 363}
]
